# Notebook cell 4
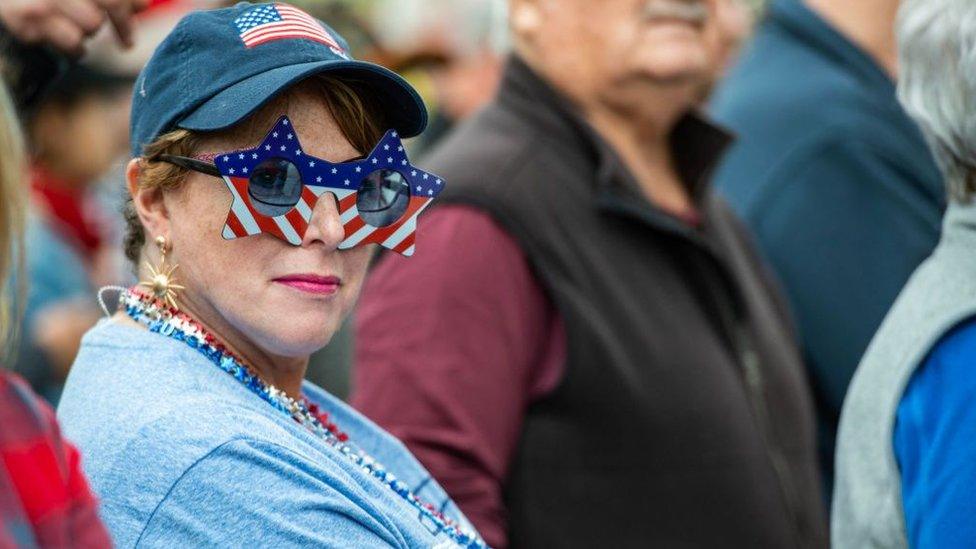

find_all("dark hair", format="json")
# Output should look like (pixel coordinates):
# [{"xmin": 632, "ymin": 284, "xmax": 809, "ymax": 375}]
[{"xmin": 124, "ymin": 75, "xmax": 386, "ymax": 266}]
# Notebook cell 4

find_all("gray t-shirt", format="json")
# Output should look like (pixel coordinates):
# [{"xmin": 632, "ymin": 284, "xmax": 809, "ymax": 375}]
[{"xmin": 57, "ymin": 319, "xmax": 479, "ymax": 548}]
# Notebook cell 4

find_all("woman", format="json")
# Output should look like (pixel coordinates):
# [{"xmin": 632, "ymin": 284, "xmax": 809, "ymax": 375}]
[
  {"xmin": 833, "ymin": 0, "xmax": 976, "ymax": 547},
  {"xmin": 56, "ymin": 4, "xmax": 484, "ymax": 548}
]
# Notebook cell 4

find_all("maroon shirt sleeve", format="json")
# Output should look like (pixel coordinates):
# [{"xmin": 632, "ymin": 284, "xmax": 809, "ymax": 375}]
[{"xmin": 352, "ymin": 205, "xmax": 565, "ymax": 549}]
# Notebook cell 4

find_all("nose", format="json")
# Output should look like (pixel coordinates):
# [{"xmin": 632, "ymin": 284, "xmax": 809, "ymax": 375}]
[{"xmin": 301, "ymin": 192, "xmax": 346, "ymax": 249}]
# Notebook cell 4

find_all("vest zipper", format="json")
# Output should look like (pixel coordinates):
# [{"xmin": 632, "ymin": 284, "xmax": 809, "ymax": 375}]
[
  {"xmin": 735, "ymin": 324, "xmax": 806, "ymax": 546},
  {"xmin": 600, "ymin": 194, "xmax": 811, "ymax": 544}
]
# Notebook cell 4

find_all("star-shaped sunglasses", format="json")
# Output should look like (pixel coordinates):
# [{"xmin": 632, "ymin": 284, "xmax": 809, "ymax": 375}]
[{"xmin": 152, "ymin": 116, "xmax": 445, "ymax": 256}]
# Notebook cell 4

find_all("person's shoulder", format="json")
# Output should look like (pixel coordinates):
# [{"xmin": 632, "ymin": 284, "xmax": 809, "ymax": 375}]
[
  {"xmin": 713, "ymin": 31, "xmax": 902, "ymax": 162},
  {"xmin": 302, "ymin": 382, "xmax": 471, "ymax": 535},
  {"xmin": 418, "ymin": 205, "xmax": 524, "ymax": 259},
  {"xmin": 65, "ymin": 353, "xmax": 314, "ymax": 470},
  {"xmin": 58, "ymin": 320, "xmax": 323, "ymax": 492},
  {"xmin": 715, "ymin": 15, "xmax": 873, "ymax": 120},
  {"xmin": 75, "ymin": 390, "xmax": 299, "ymax": 479},
  {"xmin": 136, "ymin": 433, "xmax": 414, "ymax": 548},
  {"xmin": 363, "ymin": 204, "xmax": 533, "ymax": 308},
  {"xmin": 302, "ymin": 381, "xmax": 419, "ymax": 468},
  {"xmin": 714, "ymin": 77, "xmax": 890, "ymax": 154},
  {"xmin": 78, "ymin": 394, "xmax": 332, "ymax": 546},
  {"xmin": 110, "ymin": 432, "xmax": 344, "ymax": 547},
  {"xmin": 421, "ymin": 103, "xmax": 542, "ymax": 192},
  {"xmin": 711, "ymin": 101, "xmax": 936, "ymax": 220}
]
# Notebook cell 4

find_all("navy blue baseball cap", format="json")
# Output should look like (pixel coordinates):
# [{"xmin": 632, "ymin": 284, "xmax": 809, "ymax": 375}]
[{"xmin": 130, "ymin": 2, "xmax": 427, "ymax": 157}]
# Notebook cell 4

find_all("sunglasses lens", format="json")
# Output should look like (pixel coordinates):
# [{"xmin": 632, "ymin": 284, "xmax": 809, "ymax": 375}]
[
  {"xmin": 248, "ymin": 158, "xmax": 303, "ymax": 217},
  {"xmin": 357, "ymin": 169, "xmax": 410, "ymax": 227}
]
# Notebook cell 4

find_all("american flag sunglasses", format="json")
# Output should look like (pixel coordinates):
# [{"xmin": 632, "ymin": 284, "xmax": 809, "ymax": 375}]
[{"xmin": 152, "ymin": 116, "xmax": 445, "ymax": 256}]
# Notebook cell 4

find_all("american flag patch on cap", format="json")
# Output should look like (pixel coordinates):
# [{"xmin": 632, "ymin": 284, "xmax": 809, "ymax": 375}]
[{"xmin": 234, "ymin": 3, "xmax": 347, "ymax": 55}]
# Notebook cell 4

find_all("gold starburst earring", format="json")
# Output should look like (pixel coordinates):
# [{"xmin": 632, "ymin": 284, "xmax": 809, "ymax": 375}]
[{"xmin": 140, "ymin": 235, "xmax": 185, "ymax": 309}]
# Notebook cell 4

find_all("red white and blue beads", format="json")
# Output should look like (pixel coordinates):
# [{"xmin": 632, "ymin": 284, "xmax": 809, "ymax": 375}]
[{"xmin": 120, "ymin": 288, "xmax": 487, "ymax": 549}]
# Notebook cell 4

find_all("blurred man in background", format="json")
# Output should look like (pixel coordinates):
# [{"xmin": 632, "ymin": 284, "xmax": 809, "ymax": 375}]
[
  {"xmin": 353, "ymin": 0, "xmax": 827, "ymax": 547},
  {"xmin": 709, "ymin": 0, "xmax": 944, "ymax": 493},
  {"xmin": 13, "ymin": 61, "xmax": 132, "ymax": 403}
]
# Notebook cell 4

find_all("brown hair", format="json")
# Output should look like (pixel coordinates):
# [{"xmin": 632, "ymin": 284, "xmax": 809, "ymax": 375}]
[
  {"xmin": 123, "ymin": 75, "xmax": 386, "ymax": 265},
  {"xmin": 0, "ymin": 82, "xmax": 26, "ymax": 352}
]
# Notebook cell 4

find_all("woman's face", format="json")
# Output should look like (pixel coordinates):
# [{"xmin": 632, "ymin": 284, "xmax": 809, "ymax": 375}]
[{"xmin": 158, "ymin": 91, "xmax": 373, "ymax": 358}]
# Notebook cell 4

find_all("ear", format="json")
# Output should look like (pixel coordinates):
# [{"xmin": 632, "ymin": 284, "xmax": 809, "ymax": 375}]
[{"xmin": 126, "ymin": 158, "xmax": 170, "ymax": 242}]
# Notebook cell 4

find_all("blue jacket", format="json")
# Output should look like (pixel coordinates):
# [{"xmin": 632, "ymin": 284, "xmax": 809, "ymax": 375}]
[{"xmin": 710, "ymin": 0, "xmax": 944, "ymax": 489}]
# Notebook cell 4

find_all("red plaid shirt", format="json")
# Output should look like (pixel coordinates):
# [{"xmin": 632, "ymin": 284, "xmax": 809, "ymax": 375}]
[{"xmin": 0, "ymin": 371, "xmax": 110, "ymax": 548}]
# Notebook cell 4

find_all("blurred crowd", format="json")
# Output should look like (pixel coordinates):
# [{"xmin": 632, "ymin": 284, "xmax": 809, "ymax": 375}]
[{"xmin": 0, "ymin": 0, "xmax": 972, "ymax": 547}]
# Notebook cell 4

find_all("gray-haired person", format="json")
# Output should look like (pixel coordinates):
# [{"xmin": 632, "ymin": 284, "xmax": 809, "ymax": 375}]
[{"xmin": 833, "ymin": 0, "xmax": 976, "ymax": 547}]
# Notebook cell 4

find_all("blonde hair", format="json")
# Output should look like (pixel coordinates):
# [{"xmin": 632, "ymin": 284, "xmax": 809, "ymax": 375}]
[
  {"xmin": 0, "ymin": 82, "xmax": 26, "ymax": 353},
  {"xmin": 124, "ymin": 74, "xmax": 385, "ymax": 265}
]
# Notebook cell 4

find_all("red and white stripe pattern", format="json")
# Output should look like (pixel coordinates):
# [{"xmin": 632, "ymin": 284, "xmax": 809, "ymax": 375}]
[
  {"xmin": 335, "ymin": 192, "xmax": 434, "ymax": 256},
  {"xmin": 221, "ymin": 179, "xmax": 433, "ymax": 256},
  {"xmin": 221, "ymin": 176, "xmax": 321, "ymax": 246},
  {"xmin": 234, "ymin": 3, "xmax": 346, "ymax": 53}
]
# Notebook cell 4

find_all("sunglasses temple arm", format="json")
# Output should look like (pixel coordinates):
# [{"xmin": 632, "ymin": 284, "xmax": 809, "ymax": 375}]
[{"xmin": 158, "ymin": 154, "xmax": 223, "ymax": 178}]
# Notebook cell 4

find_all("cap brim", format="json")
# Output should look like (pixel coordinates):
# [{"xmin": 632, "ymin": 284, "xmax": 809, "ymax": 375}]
[{"xmin": 178, "ymin": 59, "xmax": 427, "ymax": 138}]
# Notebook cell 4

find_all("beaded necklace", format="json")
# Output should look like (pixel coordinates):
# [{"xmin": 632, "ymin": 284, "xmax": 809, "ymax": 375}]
[{"xmin": 120, "ymin": 288, "xmax": 486, "ymax": 549}]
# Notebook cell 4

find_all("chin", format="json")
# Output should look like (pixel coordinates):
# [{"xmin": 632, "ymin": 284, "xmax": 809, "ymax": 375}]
[
  {"xmin": 633, "ymin": 44, "xmax": 709, "ymax": 83},
  {"xmin": 253, "ymin": 316, "xmax": 339, "ymax": 358},
  {"xmin": 264, "ymin": 333, "xmax": 334, "ymax": 359},
  {"xmin": 646, "ymin": 61, "xmax": 708, "ymax": 83}
]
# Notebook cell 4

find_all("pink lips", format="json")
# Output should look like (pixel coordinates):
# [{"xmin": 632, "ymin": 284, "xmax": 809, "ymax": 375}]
[{"xmin": 273, "ymin": 274, "xmax": 341, "ymax": 296}]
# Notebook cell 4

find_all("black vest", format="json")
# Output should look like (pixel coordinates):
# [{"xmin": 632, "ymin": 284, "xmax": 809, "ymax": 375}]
[{"xmin": 422, "ymin": 57, "xmax": 827, "ymax": 548}]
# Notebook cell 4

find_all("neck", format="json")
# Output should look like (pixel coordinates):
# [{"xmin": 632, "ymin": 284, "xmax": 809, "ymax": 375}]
[
  {"xmin": 120, "ymin": 287, "xmax": 309, "ymax": 399},
  {"xmin": 513, "ymin": 50, "xmax": 696, "ymax": 215},
  {"xmin": 805, "ymin": 0, "xmax": 899, "ymax": 77},
  {"xmin": 582, "ymin": 102, "xmax": 693, "ymax": 216}
]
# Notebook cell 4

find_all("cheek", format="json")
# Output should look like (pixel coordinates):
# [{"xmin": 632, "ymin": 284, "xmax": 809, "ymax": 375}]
[
  {"xmin": 165, "ymin": 175, "xmax": 377, "ymax": 355},
  {"xmin": 169, "ymin": 190, "xmax": 374, "ymax": 355},
  {"xmin": 173, "ymin": 178, "xmax": 235, "ymax": 239},
  {"xmin": 168, "ymin": 180, "xmax": 244, "ymax": 288},
  {"xmin": 338, "ymin": 247, "xmax": 373, "ymax": 303}
]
